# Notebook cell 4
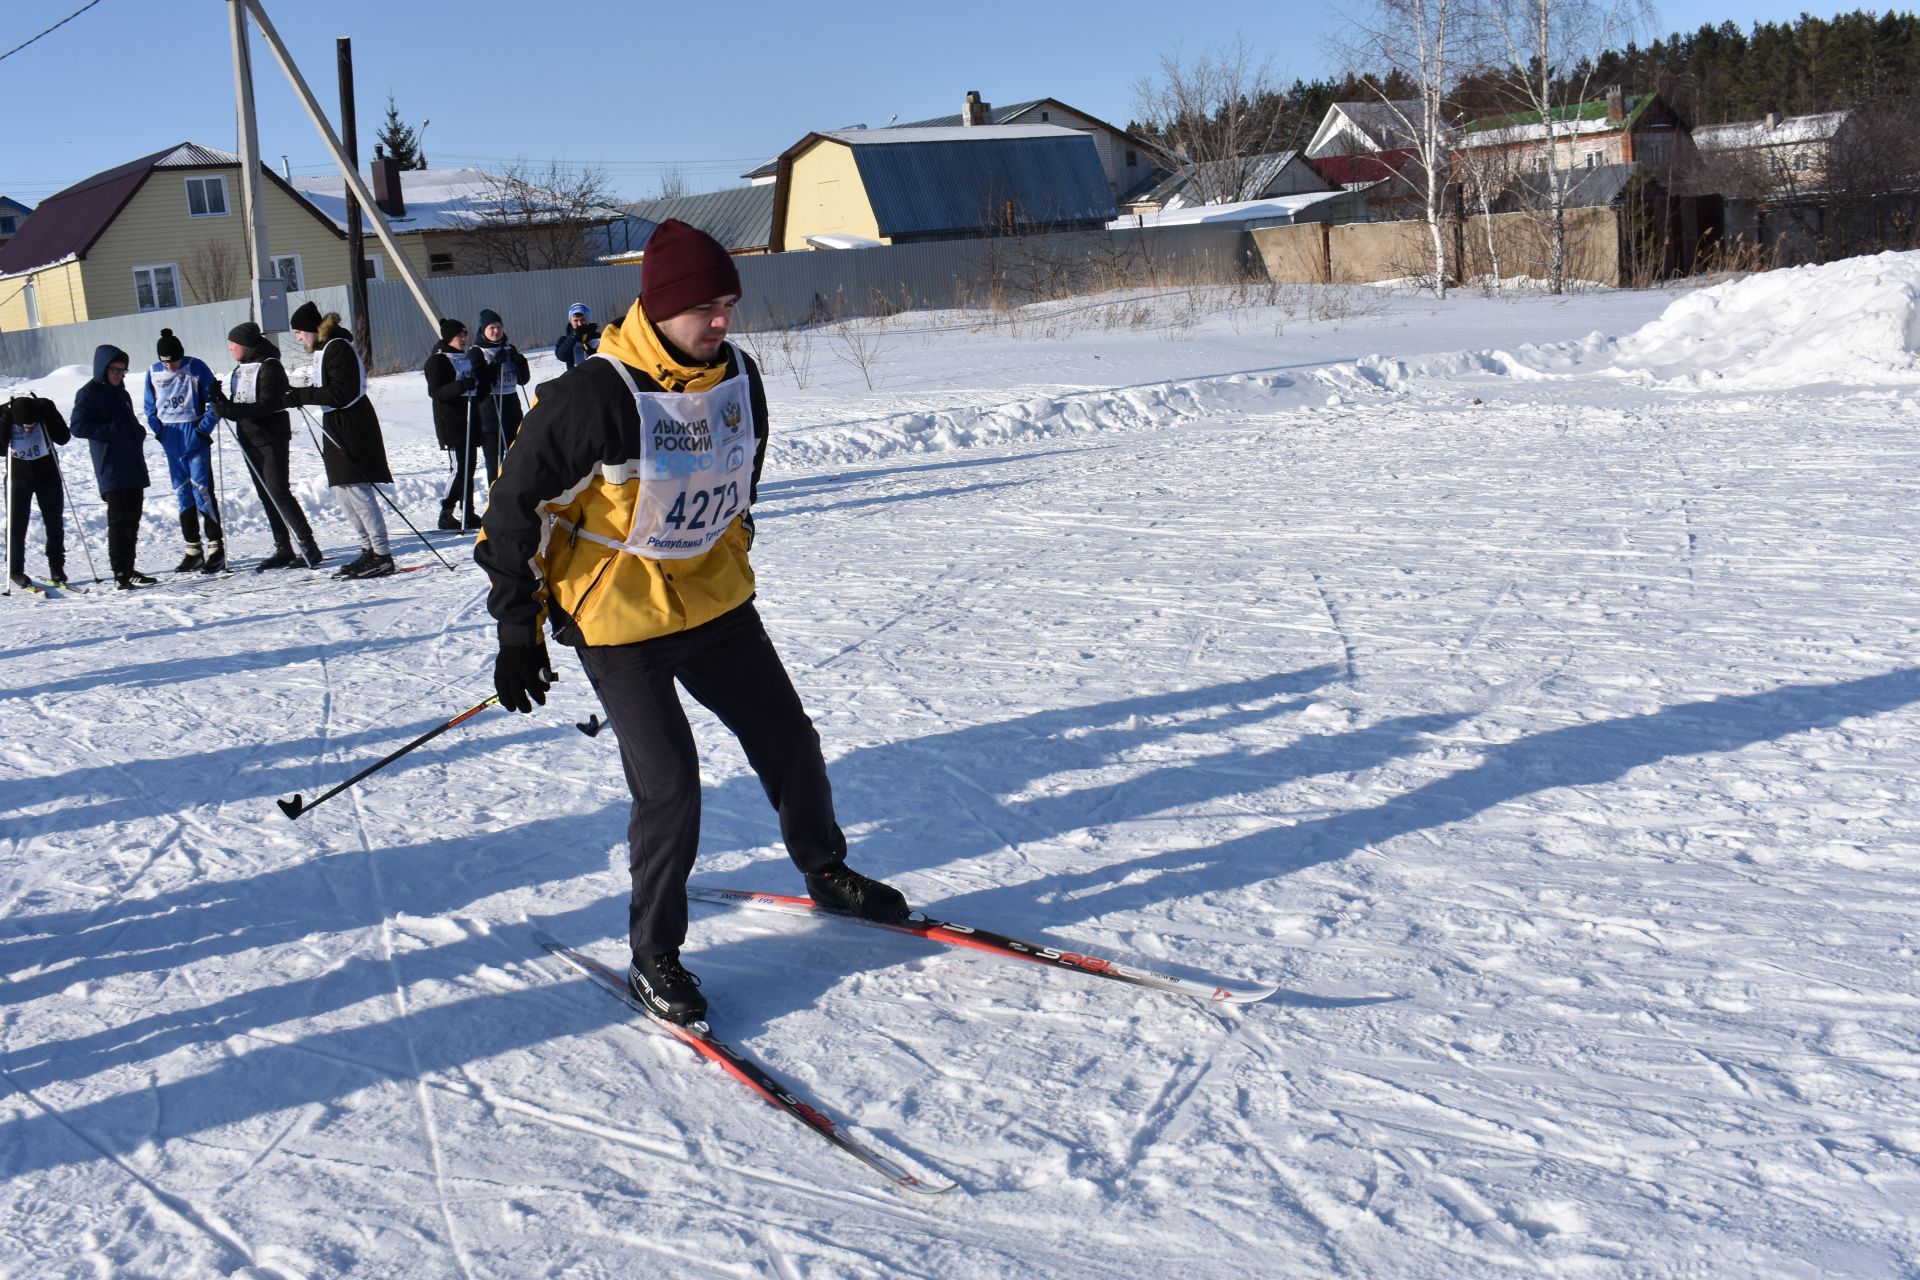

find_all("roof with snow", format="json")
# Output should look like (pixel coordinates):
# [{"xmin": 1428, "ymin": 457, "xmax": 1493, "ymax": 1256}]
[
  {"xmin": 1459, "ymin": 96, "xmax": 1658, "ymax": 149},
  {"xmin": 0, "ymin": 143, "xmax": 337, "ymax": 278},
  {"xmin": 288, "ymin": 167, "xmax": 620, "ymax": 235},
  {"xmin": 1308, "ymin": 101, "xmax": 1425, "ymax": 156},
  {"xmin": 1694, "ymin": 111, "xmax": 1851, "ymax": 152},
  {"xmin": 1112, "ymin": 189, "xmax": 1352, "ymax": 229}
]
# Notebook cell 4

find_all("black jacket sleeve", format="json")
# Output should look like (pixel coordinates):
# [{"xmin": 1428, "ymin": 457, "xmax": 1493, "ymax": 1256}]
[
  {"xmin": 474, "ymin": 361, "xmax": 629, "ymax": 648},
  {"xmin": 743, "ymin": 350, "xmax": 770, "ymax": 505},
  {"xmin": 510, "ymin": 347, "xmax": 530, "ymax": 386},
  {"xmin": 425, "ymin": 352, "xmax": 469, "ymax": 403},
  {"xmin": 554, "ymin": 330, "xmax": 579, "ymax": 367},
  {"xmin": 2, "ymin": 395, "xmax": 71, "ymax": 445}
]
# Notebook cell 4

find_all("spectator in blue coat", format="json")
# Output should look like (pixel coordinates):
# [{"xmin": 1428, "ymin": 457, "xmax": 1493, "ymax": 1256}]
[
  {"xmin": 554, "ymin": 302, "xmax": 600, "ymax": 369},
  {"xmin": 142, "ymin": 328, "xmax": 226, "ymax": 574},
  {"xmin": 68, "ymin": 344, "xmax": 158, "ymax": 589}
]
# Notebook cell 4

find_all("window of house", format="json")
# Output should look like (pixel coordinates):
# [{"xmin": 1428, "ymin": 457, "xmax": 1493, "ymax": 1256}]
[
  {"xmin": 270, "ymin": 254, "xmax": 302, "ymax": 291},
  {"xmin": 362, "ymin": 255, "xmax": 383, "ymax": 282},
  {"xmin": 1040, "ymin": 111, "xmax": 1050, "ymax": 121},
  {"xmin": 133, "ymin": 263, "xmax": 180, "ymax": 311},
  {"xmin": 1126, "ymin": 149, "xmax": 1138, "ymax": 168},
  {"xmin": 1793, "ymin": 149, "xmax": 1810, "ymax": 172},
  {"xmin": 185, "ymin": 176, "xmax": 229, "ymax": 218},
  {"xmin": 429, "ymin": 252, "xmax": 454, "ymax": 274},
  {"xmin": 1584, "ymin": 150, "xmax": 1601, "ymax": 169},
  {"xmin": 0, "ymin": 216, "xmax": 15, "ymax": 236}
]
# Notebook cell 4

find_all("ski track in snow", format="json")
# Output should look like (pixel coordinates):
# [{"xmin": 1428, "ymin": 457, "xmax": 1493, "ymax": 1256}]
[{"xmin": 4, "ymin": 281, "xmax": 1920, "ymax": 1277}]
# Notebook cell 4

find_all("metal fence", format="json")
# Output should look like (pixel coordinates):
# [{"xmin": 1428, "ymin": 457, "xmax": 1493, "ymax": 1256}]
[
  {"xmin": 0, "ymin": 287, "xmax": 350, "ymax": 380},
  {"xmin": 4, "ymin": 223, "xmax": 1255, "ymax": 380}
]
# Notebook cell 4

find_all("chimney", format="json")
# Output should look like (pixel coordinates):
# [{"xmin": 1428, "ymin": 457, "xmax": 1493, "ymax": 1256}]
[
  {"xmin": 963, "ymin": 90, "xmax": 990, "ymax": 127},
  {"xmin": 1764, "ymin": 110, "xmax": 1780, "ymax": 131},
  {"xmin": 1605, "ymin": 85, "xmax": 1625, "ymax": 123},
  {"xmin": 370, "ymin": 144, "xmax": 405, "ymax": 218}
]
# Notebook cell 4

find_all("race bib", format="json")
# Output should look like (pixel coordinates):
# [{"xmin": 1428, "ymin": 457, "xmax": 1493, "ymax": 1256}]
[
  {"xmin": 446, "ymin": 349, "xmax": 478, "ymax": 397},
  {"xmin": 591, "ymin": 356, "xmax": 755, "ymax": 560},
  {"xmin": 229, "ymin": 363, "xmax": 262, "ymax": 404},
  {"xmin": 152, "ymin": 367, "xmax": 198, "ymax": 423},
  {"xmin": 9, "ymin": 417, "xmax": 50, "ymax": 461},
  {"xmin": 484, "ymin": 346, "xmax": 520, "ymax": 395}
]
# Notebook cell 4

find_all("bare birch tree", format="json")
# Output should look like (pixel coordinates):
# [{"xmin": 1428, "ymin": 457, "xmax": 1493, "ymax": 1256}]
[
  {"xmin": 1335, "ymin": 0, "xmax": 1470, "ymax": 296},
  {"xmin": 184, "ymin": 241, "xmax": 244, "ymax": 305},
  {"xmin": 1482, "ymin": 0, "xmax": 1650, "ymax": 293},
  {"xmin": 1132, "ymin": 36, "xmax": 1290, "ymax": 204}
]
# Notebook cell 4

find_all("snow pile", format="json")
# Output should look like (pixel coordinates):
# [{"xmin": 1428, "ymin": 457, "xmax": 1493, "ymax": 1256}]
[{"xmin": 1610, "ymin": 251, "xmax": 1920, "ymax": 389}]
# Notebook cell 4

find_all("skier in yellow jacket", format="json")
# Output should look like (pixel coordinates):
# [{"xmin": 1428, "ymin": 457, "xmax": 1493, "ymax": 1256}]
[{"xmin": 476, "ymin": 220, "xmax": 908, "ymax": 1026}]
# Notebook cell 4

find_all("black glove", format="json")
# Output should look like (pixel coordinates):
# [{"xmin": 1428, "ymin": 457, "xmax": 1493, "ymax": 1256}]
[
  {"xmin": 210, "ymin": 386, "xmax": 232, "ymax": 416},
  {"xmin": 494, "ymin": 642, "xmax": 555, "ymax": 713}
]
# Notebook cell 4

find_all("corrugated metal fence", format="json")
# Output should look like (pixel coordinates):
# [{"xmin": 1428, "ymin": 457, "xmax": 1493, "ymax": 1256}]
[
  {"xmin": 4, "ymin": 224, "xmax": 1253, "ymax": 380},
  {"xmin": 0, "ymin": 287, "xmax": 350, "ymax": 379}
]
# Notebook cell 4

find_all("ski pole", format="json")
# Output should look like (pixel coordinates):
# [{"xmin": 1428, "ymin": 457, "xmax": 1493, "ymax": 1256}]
[
  {"xmin": 278, "ymin": 694, "xmax": 501, "ymax": 819},
  {"xmin": 3, "ymin": 440, "xmax": 14, "ymax": 595},
  {"xmin": 296, "ymin": 406, "xmax": 457, "ymax": 572},
  {"xmin": 54, "ymin": 451, "xmax": 101, "ymax": 584}
]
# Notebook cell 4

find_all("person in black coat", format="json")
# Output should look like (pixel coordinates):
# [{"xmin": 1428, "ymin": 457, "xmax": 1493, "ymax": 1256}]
[
  {"xmin": 66, "ymin": 344, "xmax": 157, "ymax": 589},
  {"xmin": 472, "ymin": 308, "xmax": 530, "ymax": 456},
  {"xmin": 285, "ymin": 301, "xmax": 398, "ymax": 579},
  {"xmin": 424, "ymin": 317, "xmax": 496, "ymax": 531},
  {"xmin": 3, "ymin": 391, "xmax": 72, "ymax": 589},
  {"xmin": 553, "ymin": 302, "xmax": 600, "ymax": 369},
  {"xmin": 211, "ymin": 320, "xmax": 324, "ymax": 570}
]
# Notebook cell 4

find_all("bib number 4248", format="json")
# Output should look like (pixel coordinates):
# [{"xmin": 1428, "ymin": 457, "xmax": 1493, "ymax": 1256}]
[{"xmin": 664, "ymin": 482, "xmax": 741, "ymax": 532}]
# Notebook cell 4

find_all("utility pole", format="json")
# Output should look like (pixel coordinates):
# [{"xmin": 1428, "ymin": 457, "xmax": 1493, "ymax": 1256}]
[
  {"xmin": 242, "ymin": 0, "xmax": 438, "ymax": 333},
  {"xmin": 338, "ymin": 37, "xmax": 372, "ymax": 370},
  {"xmin": 226, "ymin": 1, "xmax": 287, "ymax": 330}
]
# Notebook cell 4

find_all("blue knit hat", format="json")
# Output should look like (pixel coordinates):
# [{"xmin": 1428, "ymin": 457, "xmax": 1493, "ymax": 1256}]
[{"xmin": 567, "ymin": 302, "xmax": 590, "ymax": 320}]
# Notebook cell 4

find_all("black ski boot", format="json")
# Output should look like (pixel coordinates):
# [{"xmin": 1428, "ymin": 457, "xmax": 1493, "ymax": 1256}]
[
  {"xmin": 256, "ymin": 547, "xmax": 296, "ymax": 571},
  {"xmin": 629, "ymin": 951, "xmax": 706, "ymax": 1026},
  {"xmin": 8, "ymin": 571, "xmax": 30, "ymax": 591},
  {"xmin": 126, "ymin": 570, "xmax": 158, "ymax": 586},
  {"xmin": 174, "ymin": 543, "xmax": 204, "ymax": 573},
  {"xmin": 175, "ymin": 511, "xmax": 203, "ymax": 571},
  {"xmin": 805, "ymin": 863, "xmax": 911, "ymax": 924},
  {"xmin": 201, "ymin": 540, "xmax": 227, "ymax": 574},
  {"xmin": 350, "ymin": 553, "xmax": 396, "ymax": 579},
  {"xmin": 331, "ymin": 549, "xmax": 376, "ymax": 579},
  {"xmin": 438, "ymin": 502, "xmax": 461, "ymax": 532},
  {"xmin": 300, "ymin": 539, "xmax": 325, "ymax": 569}
]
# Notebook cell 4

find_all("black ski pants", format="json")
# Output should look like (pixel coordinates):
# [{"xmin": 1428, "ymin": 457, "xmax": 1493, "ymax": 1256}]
[
  {"xmin": 575, "ymin": 601, "xmax": 847, "ymax": 957},
  {"xmin": 8, "ymin": 455, "xmax": 65, "ymax": 579},
  {"xmin": 441, "ymin": 433, "xmax": 500, "ymax": 527},
  {"xmin": 103, "ymin": 488, "xmax": 144, "ymax": 577},
  {"xmin": 238, "ymin": 433, "xmax": 317, "ymax": 554}
]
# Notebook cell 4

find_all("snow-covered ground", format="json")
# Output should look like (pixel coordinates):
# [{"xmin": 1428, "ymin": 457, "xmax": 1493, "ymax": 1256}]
[{"xmin": 4, "ymin": 259, "xmax": 1919, "ymax": 1278}]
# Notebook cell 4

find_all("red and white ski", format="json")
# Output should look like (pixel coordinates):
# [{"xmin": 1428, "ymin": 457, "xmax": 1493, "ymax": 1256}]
[
  {"xmin": 687, "ymin": 886, "xmax": 1279, "ymax": 1006},
  {"xmin": 534, "ymin": 932, "xmax": 956, "ymax": 1197}
]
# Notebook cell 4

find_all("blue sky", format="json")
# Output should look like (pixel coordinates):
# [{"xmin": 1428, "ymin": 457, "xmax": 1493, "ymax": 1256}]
[{"xmin": 0, "ymin": 0, "xmax": 1869, "ymax": 205}]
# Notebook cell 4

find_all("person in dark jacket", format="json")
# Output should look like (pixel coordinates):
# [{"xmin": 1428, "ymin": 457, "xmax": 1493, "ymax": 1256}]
[
  {"xmin": 67, "ymin": 344, "xmax": 157, "ymax": 589},
  {"xmin": 475, "ymin": 220, "xmax": 908, "ymax": 1027},
  {"xmin": 553, "ymin": 302, "xmax": 600, "ymax": 370},
  {"xmin": 143, "ymin": 328, "xmax": 226, "ymax": 574},
  {"xmin": 472, "ymin": 308, "xmax": 530, "ymax": 457},
  {"xmin": 285, "ymin": 300, "xmax": 397, "ymax": 579},
  {"xmin": 4, "ymin": 392, "xmax": 71, "ymax": 589},
  {"xmin": 424, "ymin": 317, "xmax": 496, "ymax": 531},
  {"xmin": 210, "ymin": 321, "xmax": 324, "ymax": 571}
]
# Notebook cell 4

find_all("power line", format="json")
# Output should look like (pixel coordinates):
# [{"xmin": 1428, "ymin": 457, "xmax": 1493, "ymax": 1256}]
[{"xmin": 0, "ymin": 0, "xmax": 105, "ymax": 64}]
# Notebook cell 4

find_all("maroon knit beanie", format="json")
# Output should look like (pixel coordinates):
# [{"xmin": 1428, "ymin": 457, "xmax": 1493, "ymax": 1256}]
[{"xmin": 641, "ymin": 220, "xmax": 741, "ymax": 321}]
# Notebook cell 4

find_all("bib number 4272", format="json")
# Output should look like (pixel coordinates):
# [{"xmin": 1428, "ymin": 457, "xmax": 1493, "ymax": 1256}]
[{"xmin": 664, "ymin": 482, "xmax": 741, "ymax": 532}]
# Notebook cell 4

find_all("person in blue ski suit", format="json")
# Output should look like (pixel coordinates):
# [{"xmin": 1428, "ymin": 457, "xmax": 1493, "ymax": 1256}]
[{"xmin": 142, "ymin": 327, "xmax": 226, "ymax": 573}]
